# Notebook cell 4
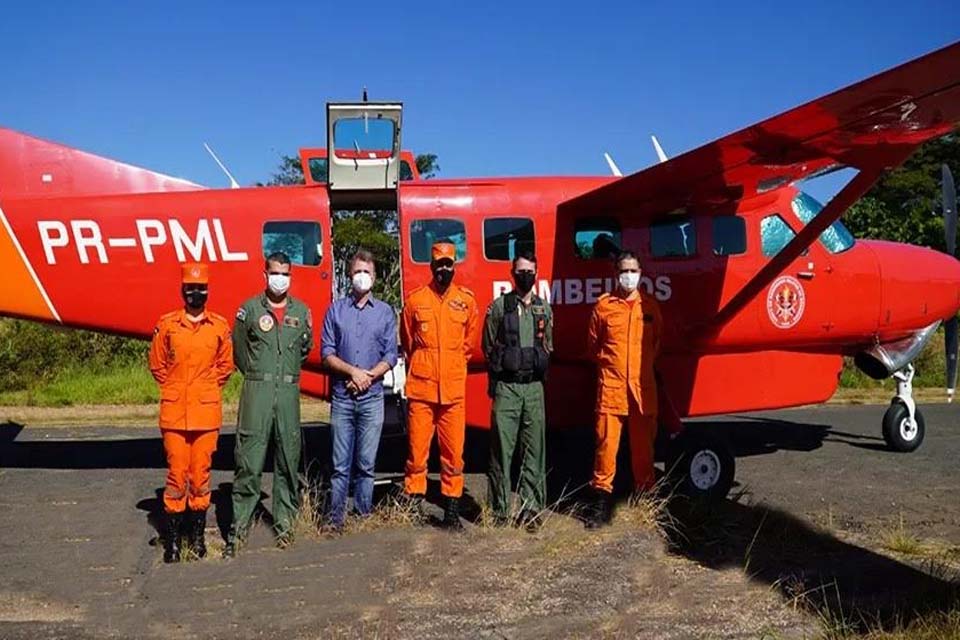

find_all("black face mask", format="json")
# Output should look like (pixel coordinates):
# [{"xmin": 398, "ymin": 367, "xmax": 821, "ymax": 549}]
[
  {"xmin": 433, "ymin": 268, "xmax": 454, "ymax": 287},
  {"xmin": 182, "ymin": 288, "xmax": 208, "ymax": 309},
  {"xmin": 514, "ymin": 271, "xmax": 536, "ymax": 295}
]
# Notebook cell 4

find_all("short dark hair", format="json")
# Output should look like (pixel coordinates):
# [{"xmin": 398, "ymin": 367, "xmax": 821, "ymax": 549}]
[
  {"xmin": 512, "ymin": 251, "xmax": 537, "ymax": 269},
  {"xmin": 349, "ymin": 249, "xmax": 376, "ymax": 273},
  {"xmin": 264, "ymin": 251, "xmax": 291, "ymax": 269},
  {"xmin": 614, "ymin": 249, "xmax": 640, "ymax": 269}
]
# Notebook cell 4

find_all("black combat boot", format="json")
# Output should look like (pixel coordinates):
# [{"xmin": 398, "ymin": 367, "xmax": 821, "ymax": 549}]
[
  {"xmin": 163, "ymin": 512, "xmax": 183, "ymax": 563},
  {"xmin": 188, "ymin": 510, "xmax": 207, "ymax": 558},
  {"xmin": 584, "ymin": 490, "xmax": 613, "ymax": 530},
  {"xmin": 516, "ymin": 509, "xmax": 542, "ymax": 533},
  {"xmin": 441, "ymin": 496, "xmax": 464, "ymax": 531}
]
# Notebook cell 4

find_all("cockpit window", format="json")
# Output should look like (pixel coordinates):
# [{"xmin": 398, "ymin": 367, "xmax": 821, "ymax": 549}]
[
  {"xmin": 761, "ymin": 214, "xmax": 796, "ymax": 257},
  {"xmin": 791, "ymin": 192, "xmax": 855, "ymax": 254}
]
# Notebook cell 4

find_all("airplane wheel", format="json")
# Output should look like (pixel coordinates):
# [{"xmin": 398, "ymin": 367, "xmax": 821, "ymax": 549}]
[
  {"xmin": 882, "ymin": 402, "xmax": 925, "ymax": 452},
  {"xmin": 667, "ymin": 430, "xmax": 735, "ymax": 502}
]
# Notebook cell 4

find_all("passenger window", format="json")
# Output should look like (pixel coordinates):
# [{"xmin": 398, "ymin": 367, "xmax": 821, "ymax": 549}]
[
  {"xmin": 651, "ymin": 218, "xmax": 697, "ymax": 258},
  {"xmin": 761, "ymin": 214, "xmax": 796, "ymax": 257},
  {"xmin": 262, "ymin": 221, "xmax": 323, "ymax": 266},
  {"xmin": 409, "ymin": 218, "xmax": 467, "ymax": 263},
  {"xmin": 713, "ymin": 216, "xmax": 747, "ymax": 256},
  {"xmin": 574, "ymin": 218, "xmax": 621, "ymax": 260},
  {"xmin": 483, "ymin": 217, "xmax": 535, "ymax": 261},
  {"xmin": 400, "ymin": 160, "xmax": 414, "ymax": 181}
]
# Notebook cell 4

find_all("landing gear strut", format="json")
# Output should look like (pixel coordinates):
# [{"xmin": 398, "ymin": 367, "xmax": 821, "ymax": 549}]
[{"xmin": 882, "ymin": 364, "xmax": 926, "ymax": 452}]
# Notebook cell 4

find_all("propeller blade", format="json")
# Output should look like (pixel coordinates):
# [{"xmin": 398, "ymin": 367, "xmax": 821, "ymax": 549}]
[
  {"xmin": 946, "ymin": 316, "xmax": 958, "ymax": 402},
  {"xmin": 944, "ymin": 164, "xmax": 957, "ymax": 256}
]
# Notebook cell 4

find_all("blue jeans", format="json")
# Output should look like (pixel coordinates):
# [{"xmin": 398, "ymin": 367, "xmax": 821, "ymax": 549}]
[{"xmin": 328, "ymin": 392, "xmax": 384, "ymax": 527}]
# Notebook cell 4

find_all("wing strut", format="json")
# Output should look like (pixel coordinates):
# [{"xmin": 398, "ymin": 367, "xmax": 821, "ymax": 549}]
[{"xmin": 705, "ymin": 154, "xmax": 910, "ymax": 333}]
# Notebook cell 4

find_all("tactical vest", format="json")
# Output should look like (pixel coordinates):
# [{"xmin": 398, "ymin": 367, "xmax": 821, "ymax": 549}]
[{"xmin": 489, "ymin": 292, "xmax": 550, "ymax": 383}]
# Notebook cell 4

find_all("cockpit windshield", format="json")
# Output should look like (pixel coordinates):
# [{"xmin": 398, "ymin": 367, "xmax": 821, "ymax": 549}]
[{"xmin": 791, "ymin": 192, "xmax": 856, "ymax": 254}]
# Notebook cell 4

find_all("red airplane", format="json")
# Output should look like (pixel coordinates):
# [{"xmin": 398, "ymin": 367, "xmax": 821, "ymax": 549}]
[{"xmin": 2, "ymin": 43, "xmax": 959, "ymax": 500}]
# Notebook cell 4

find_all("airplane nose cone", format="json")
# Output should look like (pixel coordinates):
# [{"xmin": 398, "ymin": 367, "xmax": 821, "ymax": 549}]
[{"xmin": 873, "ymin": 240, "xmax": 960, "ymax": 332}]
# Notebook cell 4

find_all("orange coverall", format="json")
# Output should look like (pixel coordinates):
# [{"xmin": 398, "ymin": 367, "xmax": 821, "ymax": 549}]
[
  {"xmin": 149, "ymin": 310, "xmax": 233, "ymax": 513},
  {"xmin": 586, "ymin": 291, "xmax": 663, "ymax": 493},
  {"xmin": 400, "ymin": 282, "xmax": 479, "ymax": 497}
]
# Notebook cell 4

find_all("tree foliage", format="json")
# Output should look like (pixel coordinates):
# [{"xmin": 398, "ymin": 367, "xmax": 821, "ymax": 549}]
[{"xmin": 844, "ymin": 133, "xmax": 960, "ymax": 250}]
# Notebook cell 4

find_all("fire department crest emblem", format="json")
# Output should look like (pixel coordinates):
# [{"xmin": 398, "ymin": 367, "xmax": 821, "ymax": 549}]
[{"xmin": 766, "ymin": 276, "xmax": 805, "ymax": 329}]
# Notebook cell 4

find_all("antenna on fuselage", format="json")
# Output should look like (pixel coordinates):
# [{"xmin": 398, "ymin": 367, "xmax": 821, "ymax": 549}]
[
  {"xmin": 603, "ymin": 152, "xmax": 623, "ymax": 177},
  {"xmin": 651, "ymin": 135, "xmax": 668, "ymax": 163},
  {"xmin": 203, "ymin": 143, "xmax": 240, "ymax": 189}
]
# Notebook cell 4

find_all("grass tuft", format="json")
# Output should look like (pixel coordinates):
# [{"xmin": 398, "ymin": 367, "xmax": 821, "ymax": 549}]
[{"xmin": 882, "ymin": 515, "xmax": 927, "ymax": 557}]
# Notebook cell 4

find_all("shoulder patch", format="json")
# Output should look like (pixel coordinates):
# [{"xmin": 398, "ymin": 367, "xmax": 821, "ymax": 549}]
[{"xmin": 236, "ymin": 307, "xmax": 247, "ymax": 321}]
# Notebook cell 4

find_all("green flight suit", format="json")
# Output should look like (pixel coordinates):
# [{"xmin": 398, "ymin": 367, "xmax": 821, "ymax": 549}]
[
  {"xmin": 229, "ymin": 293, "xmax": 313, "ymax": 543},
  {"xmin": 483, "ymin": 293, "xmax": 553, "ymax": 518}
]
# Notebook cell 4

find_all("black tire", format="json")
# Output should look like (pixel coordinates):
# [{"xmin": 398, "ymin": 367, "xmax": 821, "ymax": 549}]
[
  {"xmin": 882, "ymin": 402, "xmax": 925, "ymax": 452},
  {"xmin": 666, "ymin": 430, "xmax": 736, "ymax": 502}
]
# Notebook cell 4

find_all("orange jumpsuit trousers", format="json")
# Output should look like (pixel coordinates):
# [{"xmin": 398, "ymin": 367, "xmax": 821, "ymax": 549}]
[
  {"xmin": 400, "ymin": 282, "xmax": 479, "ymax": 498},
  {"xmin": 149, "ymin": 309, "xmax": 233, "ymax": 513},
  {"xmin": 586, "ymin": 291, "xmax": 663, "ymax": 494}
]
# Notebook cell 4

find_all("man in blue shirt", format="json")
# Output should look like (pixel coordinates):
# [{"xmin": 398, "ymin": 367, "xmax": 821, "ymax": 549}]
[{"xmin": 321, "ymin": 249, "xmax": 398, "ymax": 531}]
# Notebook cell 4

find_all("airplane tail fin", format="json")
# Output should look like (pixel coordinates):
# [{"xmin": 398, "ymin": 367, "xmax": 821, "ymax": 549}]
[{"xmin": 0, "ymin": 127, "xmax": 202, "ymax": 199}]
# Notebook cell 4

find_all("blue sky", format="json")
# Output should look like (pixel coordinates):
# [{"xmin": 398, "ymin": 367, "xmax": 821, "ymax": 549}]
[{"xmin": 2, "ymin": 1, "xmax": 958, "ymax": 192}]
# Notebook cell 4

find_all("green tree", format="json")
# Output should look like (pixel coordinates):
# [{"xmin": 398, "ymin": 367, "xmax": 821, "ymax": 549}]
[
  {"xmin": 845, "ymin": 133, "xmax": 960, "ymax": 250},
  {"xmin": 416, "ymin": 153, "xmax": 440, "ymax": 179}
]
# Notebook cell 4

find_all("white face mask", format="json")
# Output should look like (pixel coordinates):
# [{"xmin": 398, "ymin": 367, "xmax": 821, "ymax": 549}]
[
  {"xmin": 267, "ymin": 273, "xmax": 291, "ymax": 296},
  {"xmin": 618, "ymin": 272, "xmax": 641, "ymax": 292},
  {"xmin": 352, "ymin": 272, "xmax": 373, "ymax": 294}
]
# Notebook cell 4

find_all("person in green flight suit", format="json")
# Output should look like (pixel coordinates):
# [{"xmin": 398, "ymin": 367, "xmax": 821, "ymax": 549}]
[
  {"xmin": 483, "ymin": 250, "xmax": 553, "ymax": 532},
  {"xmin": 224, "ymin": 251, "xmax": 314, "ymax": 558}
]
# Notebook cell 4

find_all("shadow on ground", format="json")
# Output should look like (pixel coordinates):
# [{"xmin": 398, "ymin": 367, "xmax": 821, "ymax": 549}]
[{"xmin": 663, "ymin": 496, "xmax": 959, "ymax": 633}]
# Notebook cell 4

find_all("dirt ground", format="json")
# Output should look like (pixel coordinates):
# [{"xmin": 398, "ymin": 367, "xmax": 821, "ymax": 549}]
[{"xmin": 0, "ymin": 403, "xmax": 958, "ymax": 639}]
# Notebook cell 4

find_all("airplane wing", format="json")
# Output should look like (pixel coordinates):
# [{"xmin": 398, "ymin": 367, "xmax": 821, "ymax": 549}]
[
  {"xmin": 564, "ymin": 40, "xmax": 960, "ymax": 219},
  {"xmin": 562, "ymin": 41, "xmax": 960, "ymax": 330}
]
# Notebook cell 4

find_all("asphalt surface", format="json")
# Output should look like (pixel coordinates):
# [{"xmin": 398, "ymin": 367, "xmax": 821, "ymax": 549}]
[{"xmin": 0, "ymin": 403, "xmax": 958, "ymax": 639}]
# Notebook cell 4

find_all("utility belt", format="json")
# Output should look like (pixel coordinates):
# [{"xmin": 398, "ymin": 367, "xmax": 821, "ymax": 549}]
[
  {"xmin": 244, "ymin": 372, "xmax": 299, "ymax": 384},
  {"xmin": 493, "ymin": 371, "xmax": 542, "ymax": 384}
]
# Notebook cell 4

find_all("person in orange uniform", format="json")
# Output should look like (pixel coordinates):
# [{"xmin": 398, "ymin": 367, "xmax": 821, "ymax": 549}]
[
  {"xmin": 584, "ymin": 250, "xmax": 663, "ymax": 529},
  {"xmin": 148, "ymin": 262, "xmax": 233, "ymax": 562},
  {"xmin": 400, "ymin": 240, "xmax": 480, "ymax": 529}
]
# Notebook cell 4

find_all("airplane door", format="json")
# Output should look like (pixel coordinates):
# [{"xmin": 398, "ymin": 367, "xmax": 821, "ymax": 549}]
[{"xmin": 755, "ymin": 212, "xmax": 835, "ymax": 339}]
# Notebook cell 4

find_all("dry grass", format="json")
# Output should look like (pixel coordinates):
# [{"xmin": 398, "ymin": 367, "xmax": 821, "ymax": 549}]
[
  {"xmin": 881, "ymin": 515, "xmax": 928, "ymax": 557},
  {"xmin": 346, "ymin": 493, "xmax": 428, "ymax": 533}
]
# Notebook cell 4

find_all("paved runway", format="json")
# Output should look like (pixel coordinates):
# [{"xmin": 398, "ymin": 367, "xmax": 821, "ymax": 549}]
[{"xmin": 0, "ymin": 403, "xmax": 957, "ymax": 639}]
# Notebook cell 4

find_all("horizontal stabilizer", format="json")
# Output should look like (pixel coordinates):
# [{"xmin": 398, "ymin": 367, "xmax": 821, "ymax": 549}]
[{"xmin": 0, "ymin": 128, "xmax": 202, "ymax": 199}]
